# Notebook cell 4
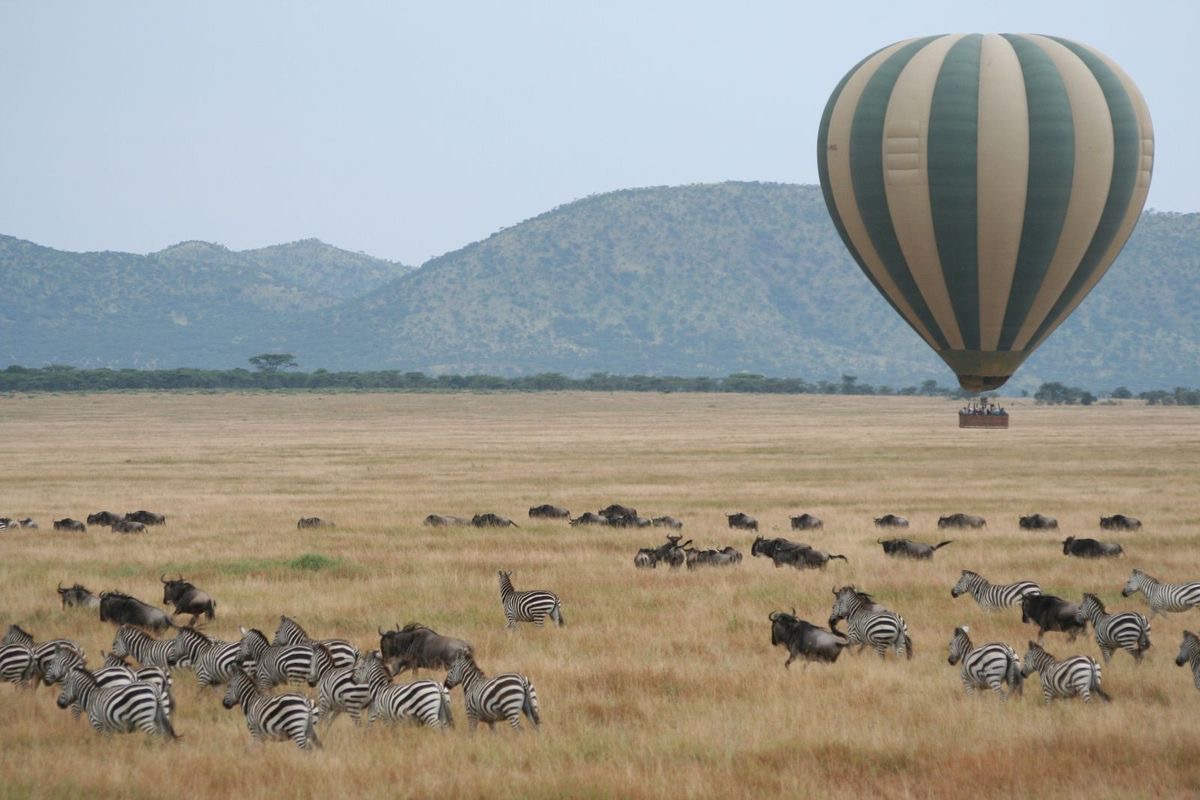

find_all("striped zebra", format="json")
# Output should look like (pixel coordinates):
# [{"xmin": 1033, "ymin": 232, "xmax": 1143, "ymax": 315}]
[
  {"xmin": 1022, "ymin": 641, "xmax": 1111, "ymax": 704},
  {"xmin": 1122, "ymin": 569, "xmax": 1200, "ymax": 618},
  {"xmin": 87, "ymin": 650, "xmax": 175, "ymax": 715},
  {"xmin": 443, "ymin": 650, "xmax": 539, "ymax": 732},
  {"xmin": 307, "ymin": 642, "xmax": 371, "ymax": 727},
  {"xmin": 45, "ymin": 647, "xmax": 133, "ymax": 716},
  {"xmin": 170, "ymin": 627, "xmax": 245, "ymax": 687},
  {"xmin": 0, "ymin": 644, "xmax": 36, "ymax": 687},
  {"xmin": 1175, "ymin": 631, "xmax": 1200, "ymax": 690},
  {"xmin": 239, "ymin": 627, "xmax": 312, "ymax": 689},
  {"xmin": 352, "ymin": 650, "xmax": 451, "ymax": 730},
  {"xmin": 1079, "ymin": 593, "xmax": 1151, "ymax": 663},
  {"xmin": 498, "ymin": 570, "xmax": 564, "ymax": 628},
  {"xmin": 829, "ymin": 585, "xmax": 912, "ymax": 659},
  {"xmin": 3, "ymin": 625, "xmax": 81, "ymax": 685},
  {"xmin": 110, "ymin": 625, "xmax": 177, "ymax": 669},
  {"xmin": 56, "ymin": 667, "xmax": 176, "ymax": 739},
  {"xmin": 946, "ymin": 626, "xmax": 1023, "ymax": 698},
  {"xmin": 951, "ymin": 570, "xmax": 1041, "ymax": 611},
  {"xmin": 222, "ymin": 668, "xmax": 321, "ymax": 750},
  {"xmin": 272, "ymin": 615, "xmax": 358, "ymax": 667}
]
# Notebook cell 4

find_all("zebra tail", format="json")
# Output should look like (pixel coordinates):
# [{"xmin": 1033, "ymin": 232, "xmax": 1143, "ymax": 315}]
[
  {"xmin": 156, "ymin": 688, "xmax": 179, "ymax": 739},
  {"xmin": 552, "ymin": 601, "xmax": 565, "ymax": 627},
  {"xmin": 1139, "ymin": 628, "xmax": 1151, "ymax": 651},
  {"xmin": 1091, "ymin": 663, "xmax": 1113, "ymax": 703},
  {"xmin": 439, "ymin": 687, "xmax": 454, "ymax": 729},
  {"xmin": 1007, "ymin": 654, "xmax": 1024, "ymax": 697},
  {"xmin": 523, "ymin": 681, "xmax": 541, "ymax": 727},
  {"xmin": 308, "ymin": 705, "xmax": 323, "ymax": 749}
]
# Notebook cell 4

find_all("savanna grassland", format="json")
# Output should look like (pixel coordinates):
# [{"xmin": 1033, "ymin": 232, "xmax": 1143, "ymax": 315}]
[{"xmin": 1, "ymin": 392, "xmax": 1198, "ymax": 800}]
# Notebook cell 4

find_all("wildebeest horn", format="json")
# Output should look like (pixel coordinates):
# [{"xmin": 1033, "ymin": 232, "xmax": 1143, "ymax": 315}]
[
  {"xmin": 768, "ymin": 611, "xmax": 780, "ymax": 621},
  {"xmin": 791, "ymin": 607, "xmax": 796, "ymax": 617},
  {"xmin": 378, "ymin": 627, "xmax": 385, "ymax": 637},
  {"xmin": 160, "ymin": 574, "xmax": 168, "ymax": 583},
  {"xmin": 57, "ymin": 581, "xmax": 64, "ymax": 592}
]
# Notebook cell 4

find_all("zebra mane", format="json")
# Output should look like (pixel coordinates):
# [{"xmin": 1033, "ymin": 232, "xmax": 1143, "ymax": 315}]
[{"xmin": 179, "ymin": 625, "xmax": 212, "ymax": 641}]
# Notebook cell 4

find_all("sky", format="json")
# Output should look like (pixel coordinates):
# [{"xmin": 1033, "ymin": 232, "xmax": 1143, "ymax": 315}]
[{"xmin": 1, "ymin": 1, "xmax": 1196, "ymax": 265}]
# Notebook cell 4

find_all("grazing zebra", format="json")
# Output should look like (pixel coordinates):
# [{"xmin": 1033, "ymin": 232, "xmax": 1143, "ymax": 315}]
[
  {"xmin": 1175, "ymin": 631, "xmax": 1200, "ymax": 690},
  {"xmin": 1079, "ymin": 593, "xmax": 1151, "ymax": 663},
  {"xmin": 951, "ymin": 571, "xmax": 1041, "ymax": 611},
  {"xmin": 56, "ymin": 667, "xmax": 176, "ymax": 739},
  {"xmin": 239, "ymin": 627, "xmax": 312, "ymax": 689},
  {"xmin": 443, "ymin": 650, "xmax": 539, "ymax": 732},
  {"xmin": 306, "ymin": 643, "xmax": 371, "ymax": 727},
  {"xmin": 170, "ymin": 627, "xmax": 244, "ymax": 688},
  {"xmin": 222, "ymin": 668, "xmax": 321, "ymax": 750},
  {"xmin": 1022, "ymin": 641, "xmax": 1111, "ymax": 704},
  {"xmin": 828, "ymin": 585, "xmax": 912, "ymax": 659},
  {"xmin": 271, "ymin": 615, "xmax": 358, "ymax": 667},
  {"xmin": 0, "ymin": 644, "xmax": 36, "ymax": 687},
  {"xmin": 1121, "ymin": 569, "xmax": 1200, "ymax": 618},
  {"xmin": 946, "ymin": 626, "xmax": 1023, "ymax": 698},
  {"xmin": 110, "ymin": 625, "xmax": 177, "ymax": 669},
  {"xmin": 353, "ymin": 650, "xmax": 451, "ymax": 730},
  {"xmin": 498, "ymin": 570, "xmax": 564, "ymax": 628}
]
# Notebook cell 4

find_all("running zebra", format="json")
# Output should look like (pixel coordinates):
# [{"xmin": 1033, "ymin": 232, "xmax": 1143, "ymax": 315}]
[
  {"xmin": 110, "ymin": 625, "xmax": 177, "ymax": 669},
  {"xmin": 1121, "ymin": 569, "xmax": 1200, "ymax": 618},
  {"xmin": 443, "ymin": 650, "xmax": 539, "ymax": 732},
  {"xmin": 946, "ymin": 626, "xmax": 1023, "ymax": 698},
  {"xmin": 87, "ymin": 649, "xmax": 175, "ymax": 715},
  {"xmin": 951, "ymin": 570, "xmax": 1041, "ymax": 611},
  {"xmin": 222, "ymin": 668, "xmax": 321, "ymax": 750},
  {"xmin": 239, "ymin": 627, "xmax": 312, "ymax": 689},
  {"xmin": 1022, "ymin": 641, "xmax": 1111, "ymax": 704},
  {"xmin": 56, "ymin": 667, "xmax": 176, "ymax": 739},
  {"xmin": 0, "ymin": 644, "xmax": 36, "ymax": 687},
  {"xmin": 170, "ymin": 627, "xmax": 245, "ymax": 687},
  {"xmin": 44, "ymin": 647, "xmax": 134, "ymax": 717},
  {"xmin": 307, "ymin": 642, "xmax": 371, "ymax": 727},
  {"xmin": 272, "ymin": 615, "xmax": 358, "ymax": 667},
  {"xmin": 353, "ymin": 650, "xmax": 451, "ymax": 730},
  {"xmin": 1175, "ymin": 631, "xmax": 1200, "ymax": 690},
  {"xmin": 1079, "ymin": 593, "xmax": 1151, "ymax": 663},
  {"xmin": 498, "ymin": 570, "xmax": 564, "ymax": 628},
  {"xmin": 3, "ymin": 625, "xmax": 81, "ymax": 685},
  {"xmin": 829, "ymin": 585, "xmax": 912, "ymax": 659}
]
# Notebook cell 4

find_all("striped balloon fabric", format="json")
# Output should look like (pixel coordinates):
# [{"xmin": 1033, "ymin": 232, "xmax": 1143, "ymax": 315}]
[{"xmin": 817, "ymin": 34, "xmax": 1153, "ymax": 391}]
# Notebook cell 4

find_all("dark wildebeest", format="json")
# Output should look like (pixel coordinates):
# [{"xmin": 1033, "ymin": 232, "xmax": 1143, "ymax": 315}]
[
  {"xmin": 878, "ymin": 538, "xmax": 953, "ymax": 560},
  {"xmin": 57, "ymin": 582, "xmax": 99, "ymax": 609},
  {"xmin": 1021, "ymin": 594, "xmax": 1087, "ymax": 641},
  {"xmin": 17, "ymin": 518, "xmax": 37, "ymax": 529},
  {"xmin": 87, "ymin": 511, "xmax": 122, "ymax": 526},
  {"xmin": 790, "ymin": 513, "xmax": 824, "ymax": 530},
  {"xmin": 599, "ymin": 504, "xmax": 637, "ymax": 520},
  {"xmin": 652, "ymin": 534, "xmax": 692, "ymax": 570},
  {"xmin": 608, "ymin": 514, "xmax": 652, "ymax": 528},
  {"xmin": 651, "ymin": 516, "xmax": 683, "ymax": 529},
  {"xmin": 1020, "ymin": 513, "xmax": 1058, "ymax": 530},
  {"xmin": 751, "ymin": 536, "xmax": 845, "ymax": 570},
  {"xmin": 125, "ymin": 510, "xmax": 166, "ymax": 525},
  {"xmin": 111, "ymin": 519, "xmax": 147, "ymax": 534},
  {"xmin": 99, "ymin": 591, "xmax": 174, "ymax": 634},
  {"xmin": 569, "ymin": 512, "xmax": 610, "ymax": 527},
  {"xmin": 938, "ymin": 513, "xmax": 987, "ymax": 529},
  {"xmin": 1062, "ymin": 536, "xmax": 1123, "ymax": 558},
  {"xmin": 633, "ymin": 548, "xmax": 658, "ymax": 569},
  {"xmin": 528, "ymin": 504, "xmax": 570, "ymax": 520},
  {"xmin": 769, "ymin": 610, "xmax": 849, "ymax": 667},
  {"xmin": 423, "ymin": 514, "xmax": 470, "ymax": 527},
  {"xmin": 686, "ymin": 547, "xmax": 742, "ymax": 568},
  {"xmin": 1101, "ymin": 514, "xmax": 1142, "ymax": 531},
  {"xmin": 472, "ymin": 513, "xmax": 518, "ymax": 528},
  {"xmin": 874, "ymin": 514, "xmax": 909, "ymax": 528},
  {"xmin": 378, "ymin": 623, "xmax": 471, "ymax": 676},
  {"xmin": 727, "ymin": 512, "xmax": 758, "ymax": 531},
  {"xmin": 53, "ymin": 518, "xmax": 87, "ymax": 532},
  {"xmin": 161, "ymin": 574, "xmax": 216, "ymax": 626},
  {"xmin": 297, "ymin": 517, "xmax": 333, "ymax": 529}
]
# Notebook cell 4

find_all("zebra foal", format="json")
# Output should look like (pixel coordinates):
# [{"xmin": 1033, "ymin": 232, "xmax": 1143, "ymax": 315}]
[
  {"xmin": 828, "ymin": 585, "xmax": 912, "ymax": 659},
  {"xmin": 950, "ymin": 570, "xmax": 1040, "ymax": 610},
  {"xmin": 1078, "ymin": 593, "xmax": 1151, "ymax": 663},
  {"xmin": 946, "ymin": 626, "xmax": 1022, "ymax": 698},
  {"xmin": 498, "ymin": 570, "xmax": 564, "ymax": 628},
  {"xmin": 444, "ymin": 650, "xmax": 539, "ymax": 732},
  {"xmin": 1022, "ymin": 641, "xmax": 1111, "ymax": 704}
]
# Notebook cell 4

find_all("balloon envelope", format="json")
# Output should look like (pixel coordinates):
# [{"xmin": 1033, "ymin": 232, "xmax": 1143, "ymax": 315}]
[{"xmin": 817, "ymin": 34, "xmax": 1153, "ymax": 391}]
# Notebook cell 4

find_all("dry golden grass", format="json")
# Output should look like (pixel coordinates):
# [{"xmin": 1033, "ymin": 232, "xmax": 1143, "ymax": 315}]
[{"xmin": 0, "ymin": 391, "xmax": 1198, "ymax": 800}]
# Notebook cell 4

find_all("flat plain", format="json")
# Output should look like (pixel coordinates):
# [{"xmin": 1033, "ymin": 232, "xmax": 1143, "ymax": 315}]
[{"xmin": 1, "ymin": 391, "xmax": 1198, "ymax": 800}]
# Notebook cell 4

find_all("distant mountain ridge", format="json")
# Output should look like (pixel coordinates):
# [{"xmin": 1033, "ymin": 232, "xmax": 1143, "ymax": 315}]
[{"xmin": 1, "ymin": 183, "xmax": 1196, "ymax": 390}]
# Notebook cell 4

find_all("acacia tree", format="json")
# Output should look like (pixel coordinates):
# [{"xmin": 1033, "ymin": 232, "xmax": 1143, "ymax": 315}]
[{"xmin": 248, "ymin": 353, "xmax": 298, "ymax": 373}]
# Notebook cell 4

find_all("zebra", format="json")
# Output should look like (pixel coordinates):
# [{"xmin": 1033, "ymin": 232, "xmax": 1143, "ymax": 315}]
[
  {"xmin": 1078, "ymin": 593, "xmax": 1151, "ymax": 663},
  {"xmin": 1022, "ymin": 641, "xmax": 1111, "ymax": 704},
  {"xmin": 946, "ymin": 626, "xmax": 1023, "ymax": 698},
  {"xmin": 110, "ymin": 625, "xmax": 177, "ymax": 669},
  {"xmin": 0, "ymin": 644, "xmax": 36, "ymax": 687},
  {"xmin": 951, "ymin": 570, "xmax": 1041, "ymax": 611},
  {"xmin": 88, "ymin": 649, "xmax": 175, "ymax": 715},
  {"xmin": 271, "ymin": 615, "xmax": 358, "ymax": 667},
  {"xmin": 170, "ymin": 627, "xmax": 245, "ymax": 687},
  {"xmin": 1175, "ymin": 631, "xmax": 1200, "ymax": 690},
  {"xmin": 56, "ymin": 667, "xmax": 176, "ymax": 739},
  {"xmin": 498, "ymin": 570, "xmax": 564, "ymax": 628},
  {"xmin": 352, "ymin": 650, "xmax": 451, "ymax": 730},
  {"xmin": 3, "ymin": 625, "xmax": 82, "ymax": 685},
  {"xmin": 828, "ymin": 585, "xmax": 912, "ymax": 659},
  {"xmin": 1121, "ymin": 569, "xmax": 1200, "ymax": 618},
  {"xmin": 222, "ymin": 667, "xmax": 321, "ymax": 750},
  {"xmin": 306, "ymin": 642, "xmax": 371, "ymax": 727},
  {"xmin": 43, "ymin": 647, "xmax": 136, "ymax": 717},
  {"xmin": 239, "ymin": 627, "xmax": 312, "ymax": 689},
  {"xmin": 443, "ymin": 650, "xmax": 539, "ymax": 732}
]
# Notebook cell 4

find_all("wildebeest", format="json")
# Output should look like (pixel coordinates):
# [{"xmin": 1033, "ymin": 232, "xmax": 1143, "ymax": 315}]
[
  {"xmin": 1062, "ymin": 536, "xmax": 1123, "ymax": 558},
  {"xmin": 1020, "ymin": 513, "xmax": 1059, "ymax": 530},
  {"xmin": 57, "ymin": 582, "xmax": 100, "ymax": 609},
  {"xmin": 1021, "ymin": 594, "xmax": 1087, "ymax": 642},
  {"xmin": 607, "ymin": 514, "xmax": 652, "ymax": 528},
  {"xmin": 53, "ymin": 518, "xmax": 87, "ymax": 532},
  {"xmin": 87, "ymin": 511, "xmax": 122, "ymax": 526},
  {"xmin": 751, "ymin": 536, "xmax": 846, "ymax": 569},
  {"xmin": 726, "ymin": 512, "xmax": 758, "ymax": 531},
  {"xmin": 111, "ymin": 519, "xmax": 147, "ymax": 534},
  {"xmin": 651, "ymin": 516, "xmax": 683, "ymax": 529},
  {"xmin": 297, "ymin": 517, "xmax": 333, "ymax": 529},
  {"xmin": 1101, "ymin": 514, "xmax": 1142, "ymax": 531},
  {"xmin": 99, "ymin": 591, "xmax": 174, "ymax": 634},
  {"xmin": 790, "ymin": 513, "xmax": 823, "ymax": 530},
  {"xmin": 599, "ymin": 504, "xmax": 637, "ymax": 520},
  {"xmin": 160, "ymin": 574, "xmax": 216, "ymax": 626},
  {"xmin": 874, "ymin": 514, "xmax": 909, "ymax": 528},
  {"xmin": 686, "ymin": 546, "xmax": 742, "ymax": 568},
  {"xmin": 652, "ymin": 534, "xmax": 692, "ymax": 570},
  {"xmin": 125, "ymin": 510, "xmax": 165, "ymax": 525},
  {"xmin": 472, "ymin": 513, "xmax": 518, "ymax": 528},
  {"xmin": 528, "ymin": 504, "xmax": 570, "ymax": 520},
  {"xmin": 569, "ymin": 512, "xmax": 610, "ymax": 527},
  {"xmin": 878, "ymin": 538, "xmax": 952, "ymax": 560},
  {"xmin": 633, "ymin": 548, "xmax": 658, "ymax": 569},
  {"xmin": 769, "ymin": 610, "xmax": 849, "ymax": 667},
  {"xmin": 938, "ymin": 513, "xmax": 987, "ymax": 529},
  {"xmin": 378, "ymin": 623, "xmax": 471, "ymax": 675},
  {"xmin": 423, "ymin": 514, "xmax": 470, "ymax": 527}
]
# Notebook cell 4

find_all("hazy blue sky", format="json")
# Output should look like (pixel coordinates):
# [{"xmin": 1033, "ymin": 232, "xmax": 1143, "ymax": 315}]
[{"xmin": 2, "ymin": 1, "xmax": 1195, "ymax": 265}]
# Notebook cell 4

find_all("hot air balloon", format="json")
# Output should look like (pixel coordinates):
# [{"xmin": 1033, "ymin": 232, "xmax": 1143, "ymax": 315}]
[{"xmin": 817, "ymin": 34, "xmax": 1153, "ymax": 392}]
